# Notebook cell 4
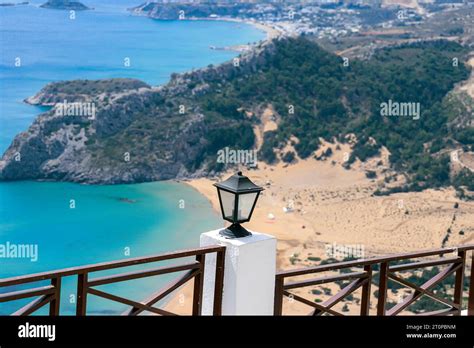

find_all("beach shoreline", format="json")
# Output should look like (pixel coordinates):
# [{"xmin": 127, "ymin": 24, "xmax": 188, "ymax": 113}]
[
  {"xmin": 184, "ymin": 16, "xmax": 283, "ymax": 52},
  {"xmin": 165, "ymin": 149, "xmax": 474, "ymax": 314},
  {"xmin": 129, "ymin": 7, "xmax": 283, "ymax": 42},
  {"xmin": 185, "ymin": 160, "xmax": 474, "ymax": 257},
  {"xmin": 207, "ymin": 17, "xmax": 283, "ymax": 41}
]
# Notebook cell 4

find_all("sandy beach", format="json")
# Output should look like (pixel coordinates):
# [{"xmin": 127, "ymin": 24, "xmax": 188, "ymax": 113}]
[
  {"xmin": 211, "ymin": 17, "xmax": 282, "ymax": 40},
  {"xmin": 186, "ymin": 16, "xmax": 283, "ymax": 41},
  {"xmin": 187, "ymin": 156, "xmax": 474, "ymax": 260},
  {"xmin": 163, "ymin": 139, "xmax": 474, "ymax": 314}
]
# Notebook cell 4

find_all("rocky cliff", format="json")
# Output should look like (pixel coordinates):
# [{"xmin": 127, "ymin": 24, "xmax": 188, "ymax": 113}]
[
  {"xmin": 0, "ymin": 43, "xmax": 270, "ymax": 184},
  {"xmin": 1, "ymin": 38, "xmax": 471, "ymax": 191}
]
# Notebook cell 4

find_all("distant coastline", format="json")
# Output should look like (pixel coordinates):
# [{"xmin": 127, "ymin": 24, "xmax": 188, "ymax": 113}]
[
  {"xmin": 127, "ymin": 1, "xmax": 284, "ymax": 42},
  {"xmin": 127, "ymin": 5, "xmax": 282, "ymax": 43},
  {"xmin": 190, "ymin": 16, "xmax": 283, "ymax": 41},
  {"xmin": 188, "ymin": 16, "xmax": 282, "ymax": 52},
  {"xmin": 0, "ymin": 2, "xmax": 28, "ymax": 7}
]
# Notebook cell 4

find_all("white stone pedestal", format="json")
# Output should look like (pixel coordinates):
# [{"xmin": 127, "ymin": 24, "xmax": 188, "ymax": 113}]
[{"xmin": 200, "ymin": 229, "xmax": 277, "ymax": 315}]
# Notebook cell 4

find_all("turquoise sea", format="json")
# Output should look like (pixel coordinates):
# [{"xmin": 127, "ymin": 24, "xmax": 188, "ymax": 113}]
[{"xmin": 0, "ymin": 0, "xmax": 265, "ymax": 314}]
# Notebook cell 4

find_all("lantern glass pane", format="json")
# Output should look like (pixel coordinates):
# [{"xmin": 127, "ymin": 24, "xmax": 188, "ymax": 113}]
[
  {"xmin": 237, "ymin": 192, "xmax": 258, "ymax": 221},
  {"xmin": 219, "ymin": 189, "xmax": 236, "ymax": 220}
]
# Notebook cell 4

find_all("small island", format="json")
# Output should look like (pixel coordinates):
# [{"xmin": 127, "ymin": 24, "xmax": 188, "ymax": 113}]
[
  {"xmin": 40, "ymin": 0, "xmax": 90, "ymax": 11},
  {"xmin": 0, "ymin": 2, "xmax": 29, "ymax": 6}
]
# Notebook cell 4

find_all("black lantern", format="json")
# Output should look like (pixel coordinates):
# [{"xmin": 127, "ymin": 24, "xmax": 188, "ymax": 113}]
[{"xmin": 214, "ymin": 171, "xmax": 264, "ymax": 238}]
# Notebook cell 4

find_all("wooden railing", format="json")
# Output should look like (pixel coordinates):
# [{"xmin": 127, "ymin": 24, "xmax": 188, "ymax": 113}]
[
  {"xmin": 0, "ymin": 245, "xmax": 226, "ymax": 316},
  {"xmin": 274, "ymin": 245, "xmax": 474, "ymax": 316},
  {"xmin": 3, "ymin": 243, "xmax": 473, "ymax": 316}
]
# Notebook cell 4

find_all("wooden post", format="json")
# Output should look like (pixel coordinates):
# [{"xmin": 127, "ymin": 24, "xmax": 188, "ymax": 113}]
[
  {"xmin": 213, "ymin": 249, "xmax": 225, "ymax": 316},
  {"xmin": 468, "ymin": 251, "xmax": 474, "ymax": 316},
  {"xmin": 76, "ymin": 273, "xmax": 88, "ymax": 316},
  {"xmin": 274, "ymin": 276, "xmax": 284, "ymax": 316},
  {"xmin": 360, "ymin": 265, "xmax": 372, "ymax": 316},
  {"xmin": 49, "ymin": 276, "xmax": 61, "ymax": 316},
  {"xmin": 454, "ymin": 250, "xmax": 466, "ymax": 315},
  {"xmin": 377, "ymin": 262, "xmax": 389, "ymax": 316},
  {"xmin": 192, "ymin": 254, "xmax": 205, "ymax": 315}
]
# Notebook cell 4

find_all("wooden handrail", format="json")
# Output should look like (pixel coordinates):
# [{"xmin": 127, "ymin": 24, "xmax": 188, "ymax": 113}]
[
  {"xmin": 276, "ymin": 245, "xmax": 474, "ymax": 279},
  {"xmin": 275, "ymin": 244, "xmax": 474, "ymax": 316},
  {"xmin": 0, "ymin": 245, "xmax": 225, "ymax": 287},
  {"xmin": 0, "ymin": 245, "xmax": 226, "ymax": 316}
]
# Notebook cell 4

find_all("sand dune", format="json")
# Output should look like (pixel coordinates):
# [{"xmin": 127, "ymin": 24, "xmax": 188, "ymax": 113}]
[
  {"xmin": 163, "ymin": 145, "xmax": 473, "ymax": 315},
  {"xmin": 188, "ymin": 155, "xmax": 473, "ymax": 266}
]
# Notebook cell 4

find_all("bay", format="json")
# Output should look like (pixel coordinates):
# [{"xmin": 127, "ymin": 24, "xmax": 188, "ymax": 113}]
[{"xmin": 0, "ymin": 0, "xmax": 264, "ymax": 314}]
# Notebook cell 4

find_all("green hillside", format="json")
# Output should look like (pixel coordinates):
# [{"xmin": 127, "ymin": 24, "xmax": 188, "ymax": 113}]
[{"xmin": 198, "ymin": 37, "xmax": 472, "ymax": 192}]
